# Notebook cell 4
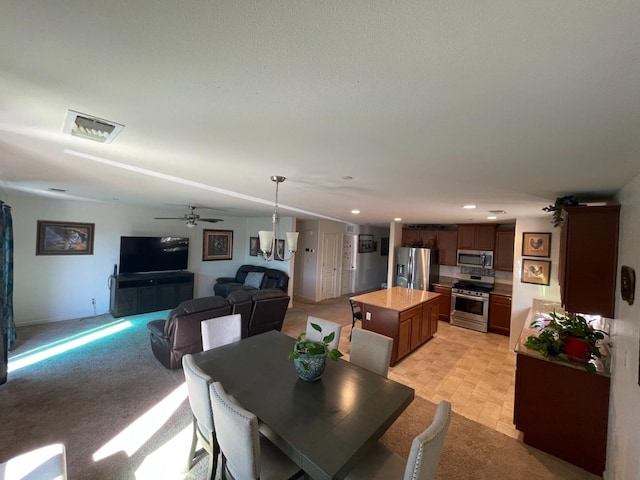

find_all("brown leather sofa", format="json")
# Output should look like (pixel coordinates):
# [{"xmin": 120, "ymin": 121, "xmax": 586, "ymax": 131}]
[
  {"xmin": 146, "ymin": 290, "xmax": 289, "ymax": 369},
  {"xmin": 213, "ymin": 265, "xmax": 289, "ymax": 297}
]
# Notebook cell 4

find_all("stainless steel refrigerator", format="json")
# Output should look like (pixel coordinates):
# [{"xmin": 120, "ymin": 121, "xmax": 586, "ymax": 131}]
[{"xmin": 395, "ymin": 247, "xmax": 439, "ymax": 291}]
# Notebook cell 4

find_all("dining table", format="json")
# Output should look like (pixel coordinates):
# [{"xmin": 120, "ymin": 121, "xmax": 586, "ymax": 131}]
[{"xmin": 192, "ymin": 329, "xmax": 414, "ymax": 480}]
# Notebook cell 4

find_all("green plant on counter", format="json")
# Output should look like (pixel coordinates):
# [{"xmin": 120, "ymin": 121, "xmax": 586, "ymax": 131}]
[
  {"xmin": 524, "ymin": 311, "xmax": 608, "ymax": 374},
  {"xmin": 288, "ymin": 323, "xmax": 343, "ymax": 370}
]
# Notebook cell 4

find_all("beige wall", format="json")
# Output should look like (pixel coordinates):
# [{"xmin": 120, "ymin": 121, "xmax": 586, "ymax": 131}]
[{"xmin": 607, "ymin": 172, "xmax": 640, "ymax": 479}]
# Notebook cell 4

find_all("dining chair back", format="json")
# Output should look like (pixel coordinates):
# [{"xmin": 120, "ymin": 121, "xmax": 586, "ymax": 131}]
[
  {"xmin": 403, "ymin": 399, "xmax": 452, "ymax": 480},
  {"xmin": 182, "ymin": 354, "xmax": 218, "ymax": 479},
  {"xmin": 201, "ymin": 314, "xmax": 241, "ymax": 351},
  {"xmin": 349, "ymin": 299, "xmax": 363, "ymax": 340},
  {"xmin": 349, "ymin": 328, "xmax": 393, "ymax": 378},
  {"xmin": 306, "ymin": 316, "xmax": 342, "ymax": 351},
  {"xmin": 209, "ymin": 382, "xmax": 303, "ymax": 480},
  {"xmin": 344, "ymin": 400, "xmax": 452, "ymax": 480}
]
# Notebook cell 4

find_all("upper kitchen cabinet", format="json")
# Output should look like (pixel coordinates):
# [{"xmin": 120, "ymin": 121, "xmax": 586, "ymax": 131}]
[
  {"xmin": 559, "ymin": 205, "xmax": 620, "ymax": 318},
  {"xmin": 494, "ymin": 226, "xmax": 515, "ymax": 271},
  {"xmin": 457, "ymin": 224, "xmax": 496, "ymax": 250},
  {"xmin": 401, "ymin": 228, "xmax": 458, "ymax": 266},
  {"xmin": 437, "ymin": 230, "xmax": 458, "ymax": 266}
]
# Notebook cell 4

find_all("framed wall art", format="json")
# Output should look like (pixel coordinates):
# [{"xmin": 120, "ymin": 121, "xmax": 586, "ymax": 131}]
[
  {"xmin": 249, "ymin": 236, "xmax": 259, "ymax": 257},
  {"xmin": 275, "ymin": 239, "xmax": 285, "ymax": 261},
  {"xmin": 521, "ymin": 258, "xmax": 551, "ymax": 286},
  {"xmin": 358, "ymin": 234, "xmax": 374, "ymax": 253},
  {"xmin": 36, "ymin": 220, "xmax": 95, "ymax": 255},
  {"xmin": 522, "ymin": 232, "xmax": 551, "ymax": 258},
  {"xmin": 203, "ymin": 229, "xmax": 233, "ymax": 261}
]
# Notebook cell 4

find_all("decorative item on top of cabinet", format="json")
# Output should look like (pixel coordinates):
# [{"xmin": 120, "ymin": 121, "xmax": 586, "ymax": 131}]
[
  {"xmin": 401, "ymin": 227, "xmax": 458, "ymax": 266},
  {"xmin": 494, "ymin": 226, "xmax": 515, "ymax": 271},
  {"xmin": 433, "ymin": 285, "xmax": 452, "ymax": 322},
  {"xmin": 559, "ymin": 205, "xmax": 620, "ymax": 318},
  {"xmin": 457, "ymin": 224, "xmax": 496, "ymax": 250},
  {"xmin": 489, "ymin": 293, "xmax": 511, "ymax": 336}
]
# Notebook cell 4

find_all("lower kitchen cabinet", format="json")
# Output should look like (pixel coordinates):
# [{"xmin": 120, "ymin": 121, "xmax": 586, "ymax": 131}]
[
  {"xmin": 514, "ymin": 353, "xmax": 609, "ymax": 476},
  {"xmin": 433, "ymin": 285, "xmax": 452, "ymax": 322},
  {"xmin": 489, "ymin": 293, "xmax": 511, "ymax": 336}
]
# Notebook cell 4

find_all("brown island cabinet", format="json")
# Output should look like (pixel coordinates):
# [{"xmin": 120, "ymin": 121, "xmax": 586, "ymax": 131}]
[{"xmin": 350, "ymin": 287, "xmax": 440, "ymax": 365}]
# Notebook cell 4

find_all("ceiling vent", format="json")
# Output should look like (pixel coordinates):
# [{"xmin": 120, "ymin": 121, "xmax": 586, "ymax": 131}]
[
  {"xmin": 488, "ymin": 210, "xmax": 507, "ymax": 214},
  {"xmin": 62, "ymin": 110, "xmax": 124, "ymax": 143}
]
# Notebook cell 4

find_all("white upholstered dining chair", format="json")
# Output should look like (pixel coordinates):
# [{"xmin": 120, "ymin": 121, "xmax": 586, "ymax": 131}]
[
  {"xmin": 209, "ymin": 381, "xmax": 303, "ymax": 480},
  {"xmin": 182, "ymin": 354, "xmax": 218, "ymax": 479},
  {"xmin": 306, "ymin": 316, "xmax": 342, "ymax": 351},
  {"xmin": 349, "ymin": 328, "xmax": 393, "ymax": 378},
  {"xmin": 201, "ymin": 314, "xmax": 241, "ymax": 351},
  {"xmin": 345, "ymin": 400, "xmax": 452, "ymax": 480}
]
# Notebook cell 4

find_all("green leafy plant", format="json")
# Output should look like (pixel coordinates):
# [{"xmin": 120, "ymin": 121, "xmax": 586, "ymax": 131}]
[
  {"xmin": 525, "ymin": 310, "xmax": 607, "ymax": 373},
  {"xmin": 542, "ymin": 195, "xmax": 579, "ymax": 227},
  {"xmin": 288, "ymin": 323, "xmax": 343, "ymax": 370}
]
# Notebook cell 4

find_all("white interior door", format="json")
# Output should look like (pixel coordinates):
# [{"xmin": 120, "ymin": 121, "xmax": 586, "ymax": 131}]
[
  {"xmin": 320, "ymin": 233, "xmax": 339, "ymax": 300},
  {"xmin": 341, "ymin": 234, "xmax": 356, "ymax": 295}
]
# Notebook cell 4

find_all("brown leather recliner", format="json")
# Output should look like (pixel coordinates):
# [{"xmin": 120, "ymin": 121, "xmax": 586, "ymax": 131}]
[
  {"xmin": 247, "ymin": 289, "xmax": 290, "ymax": 337},
  {"xmin": 147, "ymin": 296, "xmax": 231, "ymax": 369},
  {"xmin": 225, "ymin": 290, "xmax": 253, "ymax": 339}
]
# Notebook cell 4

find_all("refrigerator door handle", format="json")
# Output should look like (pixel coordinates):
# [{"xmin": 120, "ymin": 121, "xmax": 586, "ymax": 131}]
[{"xmin": 407, "ymin": 253, "xmax": 413, "ymax": 284}]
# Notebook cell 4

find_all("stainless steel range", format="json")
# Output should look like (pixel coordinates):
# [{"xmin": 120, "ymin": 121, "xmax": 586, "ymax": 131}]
[{"xmin": 451, "ymin": 268, "xmax": 495, "ymax": 333}]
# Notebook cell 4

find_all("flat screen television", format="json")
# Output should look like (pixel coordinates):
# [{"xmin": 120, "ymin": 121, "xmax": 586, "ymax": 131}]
[{"xmin": 119, "ymin": 236, "xmax": 189, "ymax": 274}]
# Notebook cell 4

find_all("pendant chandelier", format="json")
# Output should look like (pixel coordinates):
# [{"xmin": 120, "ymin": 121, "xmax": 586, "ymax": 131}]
[{"xmin": 258, "ymin": 175, "xmax": 299, "ymax": 261}]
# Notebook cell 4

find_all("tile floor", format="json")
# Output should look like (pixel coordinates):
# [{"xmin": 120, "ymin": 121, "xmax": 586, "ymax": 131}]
[{"xmin": 386, "ymin": 320, "xmax": 520, "ymax": 438}]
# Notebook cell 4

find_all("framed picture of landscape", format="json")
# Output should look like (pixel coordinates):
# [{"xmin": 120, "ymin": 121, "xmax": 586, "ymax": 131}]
[{"xmin": 36, "ymin": 220, "xmax": 94, "ymax": 255}]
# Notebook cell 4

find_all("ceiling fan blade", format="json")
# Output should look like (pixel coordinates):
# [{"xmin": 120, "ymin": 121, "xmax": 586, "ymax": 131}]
[
  {"xmin": 200, "ymin": 218, "xmax": 223, "ymax": 223},
  {"xmin": 154, "ymin": 217, "xmax": 185, "ymax": 220}
]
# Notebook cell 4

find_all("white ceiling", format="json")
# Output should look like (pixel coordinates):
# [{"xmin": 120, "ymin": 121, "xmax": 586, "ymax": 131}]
[{"xmin": 1, "ymin": 1, "xmax": 639, "ymax": 226}]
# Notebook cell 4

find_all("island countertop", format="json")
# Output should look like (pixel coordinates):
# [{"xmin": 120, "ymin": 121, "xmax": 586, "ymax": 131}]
[{"xmin": 351, "ymin": 286, "xmax": 441, "ymax": 312}]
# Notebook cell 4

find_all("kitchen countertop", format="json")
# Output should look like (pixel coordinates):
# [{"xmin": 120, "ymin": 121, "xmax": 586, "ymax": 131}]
[
  {"xmin": 515, "ymin": 307, "xmax": 611, "ymax": 376},
  {"xmin": 351, "ymin": 286, "xmax": 441, "ymax": 312}
]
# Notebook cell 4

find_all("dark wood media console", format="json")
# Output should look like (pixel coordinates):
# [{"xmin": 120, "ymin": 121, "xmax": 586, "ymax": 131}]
[{"xmin": 109, "ymin": 271, "xmax": 194, "ymax": 317}]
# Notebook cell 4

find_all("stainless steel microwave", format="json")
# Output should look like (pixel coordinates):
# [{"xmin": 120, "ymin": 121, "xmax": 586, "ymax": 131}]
[{"xmin": 457, "ymin": 249, "xmax": 494, "ymax": 269}]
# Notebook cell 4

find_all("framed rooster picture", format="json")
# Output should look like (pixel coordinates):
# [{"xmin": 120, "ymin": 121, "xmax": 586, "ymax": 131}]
[
  {"xmin": 522, "ymin": 232, "xmax": 551, "ymax": 258},
  {"xmin": 521, "ymin": 259, "xmax": 551, "ymax": 286}
]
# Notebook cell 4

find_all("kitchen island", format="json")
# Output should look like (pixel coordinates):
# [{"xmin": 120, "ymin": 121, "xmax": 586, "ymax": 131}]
[{"xmin": 351, "ymin": 287, "xmax": 441, "ymax": 365}]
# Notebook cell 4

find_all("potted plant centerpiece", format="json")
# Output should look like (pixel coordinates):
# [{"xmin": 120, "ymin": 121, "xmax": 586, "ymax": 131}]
[
  {"xmin": 524, "ymin": 311, "xmax": 608, "ymax": 373},
  {"xmin": 288, "ymin": 323, "xmax": 343, "ymax": 382}
]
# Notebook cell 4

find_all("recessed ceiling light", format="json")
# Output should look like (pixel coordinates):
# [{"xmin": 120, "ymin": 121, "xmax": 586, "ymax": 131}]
[
  {"xmin": 394, "ymin": 217, "xmax": 402, "ymax": 222},
  {"xmin": 351, "ymin": 210, "xmax": 360, "ymax": 214},
  {"xmin": 487, "ymin": 216, "xmax": 497, "ymax": 220},
  {"xmin": 463, "ymin": 205, "xmax": 476, "ymax": 209}
]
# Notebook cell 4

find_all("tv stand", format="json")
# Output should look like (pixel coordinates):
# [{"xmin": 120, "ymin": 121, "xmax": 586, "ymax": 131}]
[{"xmin": 109, "ymin": 271, "xmax": 194, "ymax": 318}]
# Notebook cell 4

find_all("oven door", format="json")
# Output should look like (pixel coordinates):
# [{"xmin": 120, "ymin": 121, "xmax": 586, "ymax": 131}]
[{"xmin": 451, "ymin": 291, "xmax": 489, "ymax": 332}]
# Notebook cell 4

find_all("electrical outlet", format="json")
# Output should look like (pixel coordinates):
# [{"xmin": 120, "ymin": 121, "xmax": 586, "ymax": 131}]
[{"xmin": 365, "ymin": 312, "xmax": 371, "ymax": 320}]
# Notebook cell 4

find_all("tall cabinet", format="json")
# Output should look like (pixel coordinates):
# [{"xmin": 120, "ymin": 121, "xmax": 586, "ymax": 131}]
[{"xmin": 559, "ymin": 205, "xmax": 620, "ymax": 317}]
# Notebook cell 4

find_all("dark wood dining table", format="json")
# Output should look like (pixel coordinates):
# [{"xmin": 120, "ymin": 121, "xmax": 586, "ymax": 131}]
[{"xmin": 193, "ymin": 329, "xmax": 414, "ymax": 480}]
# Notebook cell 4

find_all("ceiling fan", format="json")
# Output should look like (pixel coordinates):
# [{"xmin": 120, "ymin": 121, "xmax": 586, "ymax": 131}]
[{"xmin": 154, "ymin": 206, "xmax": 223, "ymax": 228}]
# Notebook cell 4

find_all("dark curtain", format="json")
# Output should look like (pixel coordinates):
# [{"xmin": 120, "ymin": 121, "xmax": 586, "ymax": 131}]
[{"xmin": 1, "ymin": 201, "xmax": 15, "ymax": 383}]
